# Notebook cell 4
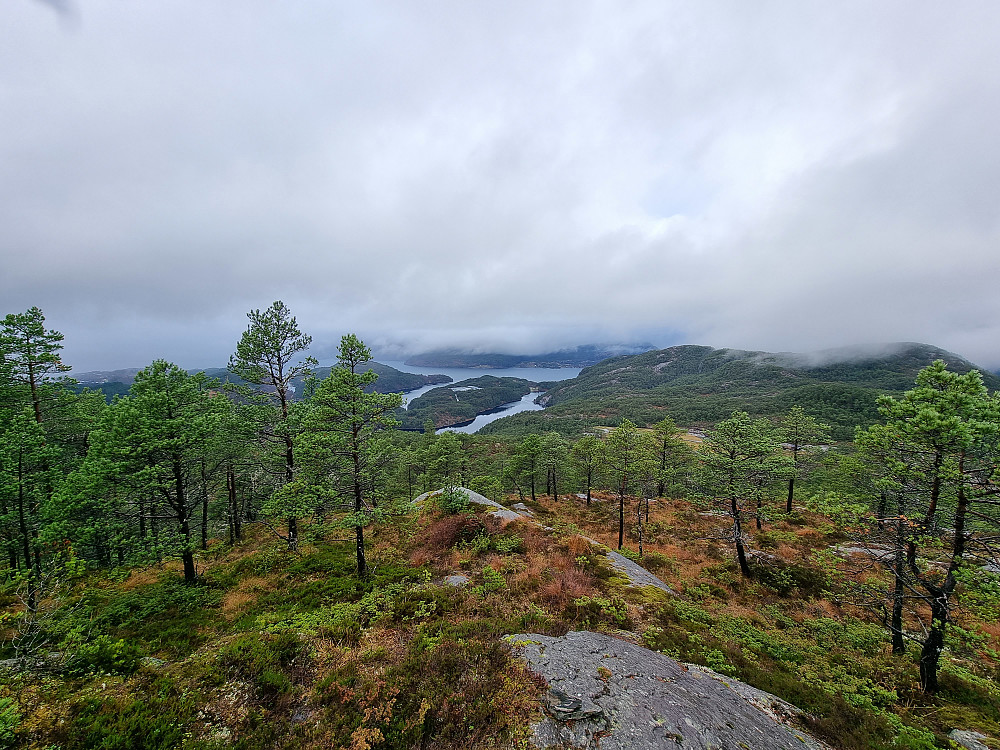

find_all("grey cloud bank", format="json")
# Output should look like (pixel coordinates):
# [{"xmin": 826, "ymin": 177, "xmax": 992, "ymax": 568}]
[{"xmin": 2, "ymin": 1, "xmax": 999, "ymax": 372}]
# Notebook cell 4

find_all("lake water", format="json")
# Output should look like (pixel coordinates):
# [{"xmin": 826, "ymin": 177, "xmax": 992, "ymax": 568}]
[
  {"xmin": 437, "ymin": 390, "xmax": 546, "ymax": 434},
  {"xmin": 379, "ymin": 360, "xmax": 582, "ymax": 433}
]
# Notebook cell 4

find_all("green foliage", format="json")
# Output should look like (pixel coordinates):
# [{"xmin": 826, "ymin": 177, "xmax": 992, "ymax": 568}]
[
  {"xmin": 617, "ymin": 547, "xmax": 641, "ymax": 562},
  {"xmin": 459, "ymin": 530, "xmax": 522, "ymax": 556},
  {"xmin": 468, "ymin": 474, "xmax": 503, "ymax": 503},
  {"xmin": 572, "ymin": 595, "xmax": 631, "ymax": 629},
  {"xmin": 0, "ymin": 697, "xmax": 19, "ymax": 750},
  {"xmin": 62, "ymin": 682, "xmax": 196, "ymax": 750},
  {"xmin": 65, "ymin": 635, "xmax": 143, "ymax": 676},
  {"xmin": 473, "ymin": 567, "xmax": 506, "ymax": 597},
  {"xmin": 218, "ymin": 631, "xmax": 304, "ymax": 696},
  {"xmin": 228, "ymin": 300, "xmax": 316, "ymax": 397},
  {"xmin": 752, "ymin": 558, "xmax": 829, "ymax": 597},
  {"xmin": 89, "ymin": 578, "xmax": 221, "ymax": 657},
  {"xmin": 437, "ymin": 485, "xmax": 471, "ymax": 515}
]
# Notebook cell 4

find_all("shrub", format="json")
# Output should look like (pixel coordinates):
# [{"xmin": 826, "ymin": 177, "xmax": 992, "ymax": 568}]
[
  {"xmin": 65, "ymin": 635, "xmax": 142, "ymax": 676},
  {"xmin": 0, "ymin": 698, "xmax": 18, "ymax": 750},
  {"xmin": 423, "ymin": 515, "xmax": 486, "ymax": 551},
  {"xmin": 473, "ymin": 567, "xmax": 507, "ymax": 598},
  {"xmin": 218, "ymin": 631, "xmax": 303, "ymax": 697},
  {"xmin": 438, "ymin": 485, "xmax": 471, "ymax": 514},
  {"xmin": 572, "ymin": 596, "xmax": 631, "ymax": 629},
  {"xmin": 63, "ymin": 687, "xmax": 195, "ymax": 750}
]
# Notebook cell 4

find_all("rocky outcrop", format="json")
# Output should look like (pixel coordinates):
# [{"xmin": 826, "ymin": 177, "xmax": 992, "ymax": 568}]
[
  {"xmin": 949, "ymin": 729, "xmax": 991, "ymax": 750},
  {"xmin": 590, "ymin": 543, "xmax": 677, "ymax": 596},
  {"xmin": 508, "ymin": 631, "xmax": 828, "ymax": 750}
]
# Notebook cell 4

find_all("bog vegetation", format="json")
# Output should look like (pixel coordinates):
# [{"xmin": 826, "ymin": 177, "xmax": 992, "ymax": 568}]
[{"xmin": 1, "ymin": 303, "xmax": 999, "ymax": 750}]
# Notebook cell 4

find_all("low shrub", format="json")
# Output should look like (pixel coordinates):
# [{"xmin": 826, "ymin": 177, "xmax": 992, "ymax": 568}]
[
  {"xmin": 218, "ymin": 631, "xmax": 304, "ymax": 697},
  {"xmin": 65, "ymin": 635, "xmax": 143, "ymax": 676},
  {"xmin": 0, "ymin": 697, "xmax": 18, "ymax": 750},
  {"xmin": 438, "ymin": 485, "xmax": 471, "ymax": 515},
  {"xmin": 571, "ymin": 596, "xmax": 631, "ymax": 629}
]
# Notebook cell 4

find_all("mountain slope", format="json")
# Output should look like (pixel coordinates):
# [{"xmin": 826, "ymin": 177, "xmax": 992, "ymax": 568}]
[
  {"xmin": 403, "ymin": 344, "xmax": 656, "ymax": 369},
  {"xmin": 482, "ymin": 343, "xmax": 999, "ymax": 439}
]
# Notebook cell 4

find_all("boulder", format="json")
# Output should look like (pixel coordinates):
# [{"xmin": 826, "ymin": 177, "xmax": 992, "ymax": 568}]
[
  {"xmin": 949, "ymin": 729, "xmax": 991, "ymax": 750},
  {"xmin": 508, "ymin": 631, "xmax": 828, "ymax": 750}
]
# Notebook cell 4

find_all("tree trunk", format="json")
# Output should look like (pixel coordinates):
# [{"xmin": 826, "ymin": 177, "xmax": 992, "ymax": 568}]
[
  {"xmin": 180, "ymin": 516, "xmax": 197, "ymax": 584},
  {"xmin": 200, "ymin": 460, "xmax": 209, "ymax": 551},
  {"xmin": 636, "ymin": 499, "xmax": 643, "ymax": 556},
  {"xmin": 353, "ymin": 424, "xmax": 367, "ymax": 578},
  {"xmin": 618, "ymin": 482, "xmax": 626, "ymax": 550},
  {"xmin": 891, "ymin": 515, "xmax": 906, "ymax": 654},
  {"xmin": 876, "ymin": 492, "xmax": 887, "ymax": 531},
  {"xmin": 919, "ymin": 597, "xmax": 947, "ymax": 693},
  {"xmin": 785, "ymin": 475, "xmax": 795, "ymax": 514},
  {"xmin": 732, "ymin": 497, "xmax": 752, "ymax": 579},
  {"xmin": 16, "ymin": 449, "xmax": 37, "ymax": 612}
]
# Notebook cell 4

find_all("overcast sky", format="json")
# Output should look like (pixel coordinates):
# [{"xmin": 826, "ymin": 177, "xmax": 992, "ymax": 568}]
[{"xmin": 4, "ymin": 1, "xmax": 1000, "ymax": 372}]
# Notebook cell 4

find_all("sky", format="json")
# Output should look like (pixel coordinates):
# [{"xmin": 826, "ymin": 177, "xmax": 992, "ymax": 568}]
[{"xmin": 4, "ymin": 1, "xmax": 1000, "ymax": 372}]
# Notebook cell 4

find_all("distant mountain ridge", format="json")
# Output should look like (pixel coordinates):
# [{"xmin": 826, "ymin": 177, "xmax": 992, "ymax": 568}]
[
  {"xmin": 481, "ymin": 342, "xmax": 1000, "ymax": 440},
  {"xmin": 403, "ymin": 343, "xmax": 657, "ymax": 369},
  {"xmin": 74, "ymin": 362, "xmax": 451, "ymax": 402}
]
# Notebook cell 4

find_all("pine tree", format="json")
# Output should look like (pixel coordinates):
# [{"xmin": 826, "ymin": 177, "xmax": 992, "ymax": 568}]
[
  {"xmin": 1, "ymin": 307, "xmax": 71, "ymax": 425},
  {"xmin": 570, "ymin": 434, "xmax": 603, "ymax": 506},
  {"xmin": 698, "ymin": 412, "xmax": 790, "ymax": 578},
  {"xmin": 292, "ymin": 335, "xmax": 401, "ymax": 577},
  {"xmin": 777, "ymin": 406, "xmax": 830, "ymax": 512},
  {"xmin": 229, "ymin": 301, "xmax": 316, "ymax": 549},
  {"xmin": 603, "ymin": 419, "xmax": 655, "ymax": 550},
  {"xmin": 859, "ymin": 361, "xmax": 1000, "ymax": 692}
]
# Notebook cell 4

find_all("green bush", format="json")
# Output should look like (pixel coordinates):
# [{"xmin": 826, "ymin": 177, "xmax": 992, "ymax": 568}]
[
  {"xmin": 473, "ymin": 567, "xmax": 507, "ymax": 598},
  {"xmin": 493, "ymin": 534, "xmax": 523, "ymax": 554},
  {"xmin": 218, "ymin": 631, "xmax": 303, "ymax": 697},
  {"xmin": 438, "ymin": 485, "xmax": 471, "ymax": 514},
  {"xmin": 66, "ymin": 635, "xmax": 142, "ymax": 676},
  {"xmin": 0, "ymin": 697, "xmax": 19, "ymax": 750},
  {"xmin": 572, "ymin": 596, "xmax": 631, "ymax": 629},
  {"xmin": 64, "ymin": 687, "xmax": 195, "ymax": 750}
]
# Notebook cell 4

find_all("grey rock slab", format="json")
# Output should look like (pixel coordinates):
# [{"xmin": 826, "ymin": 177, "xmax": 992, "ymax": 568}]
[
  {"xmin": 413, "ymin": 487, "xmax": 528, "ymax": 522},
  {"xmin": 443, "ymin": 574, "xmax": 471, "ymax": 587},
  {"xmin": 508, "ymin": 631, "xmax": 828, "ymax": 750},
  {"xmin": 949, "ymin": 729, "xmax": 991, "ymax": 750},
  {"xmin": 581, "ymin": 536, "xmax": 678, "ymax": 596}
]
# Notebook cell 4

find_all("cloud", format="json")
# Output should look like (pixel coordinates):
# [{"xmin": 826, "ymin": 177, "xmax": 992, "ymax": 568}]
[{"xmin": 2, "ymin": 1, "xmax": 999, "ymax": 371}]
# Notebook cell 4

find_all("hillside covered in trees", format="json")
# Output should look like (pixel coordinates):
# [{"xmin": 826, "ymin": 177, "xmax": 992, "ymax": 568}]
[
  {"xmin": 483, "ymin": 343, "xmax": 1000, "ymax": 440},
  {"xmin": 3, "ymin": 303, "xmax": 1000, "ymax": 750}
]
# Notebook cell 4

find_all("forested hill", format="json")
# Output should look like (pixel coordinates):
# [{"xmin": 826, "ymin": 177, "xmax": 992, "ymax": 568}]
[
  {"xmin": 75, "ymin": 362, "xmax": 450, "ymax": 402},
  {"xmin": 294, "ymin": 363, "xmax": 450, "ymax": 395},
  {"xmin": 403, "ymin": 343, "xmax": 655, "ymax": 369},
  {"xmin": 484, "ymin": 342, "xmax": 1000, "ymax": 440}
]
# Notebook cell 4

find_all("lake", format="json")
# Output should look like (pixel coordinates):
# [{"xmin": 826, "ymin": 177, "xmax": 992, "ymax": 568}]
[{"xmin": 380, "ymin": 360, "xmax": 582, "ymax": 433}]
